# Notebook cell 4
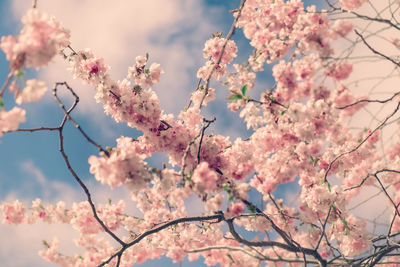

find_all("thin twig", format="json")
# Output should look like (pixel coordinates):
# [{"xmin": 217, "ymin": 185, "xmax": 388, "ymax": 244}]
[
  {"xmin": 198, "ymin": 0, "xmax": 247, "ymax": 109},
  {"xmin": 0, "ymin": 72, "xmax": 13, "ymax": 98},
  {"xmin": 99, "ymin": 213, "xmax": 224, "ymax": 266},
  {"xmin": 337, "ymin": 91, "xmax": 400, "ymax": 110},
  {"xmin": 355, "ymin": 30, "xmax": 400, "ymax": 68}
]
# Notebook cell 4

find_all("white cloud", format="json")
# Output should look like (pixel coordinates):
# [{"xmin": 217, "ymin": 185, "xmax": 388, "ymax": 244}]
[
  {"xmin": 0, "ymin": 223, "xmax": 78, "ymax": 267},
  {"xmin": 21, "ymin": 160, "xmax": 46, "ymax": 186}
]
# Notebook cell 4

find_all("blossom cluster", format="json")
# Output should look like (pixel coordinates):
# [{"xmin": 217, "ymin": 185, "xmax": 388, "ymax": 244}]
[
  {"xmin": 0, "ymin": 9, "xmax": 70, "ymax": 71},
  {"xmin": 88, "ymin": 137, "xmax": 152, "ymax": 190},
  {"xmin": 0, "ymin": 0, "xmax": 398, "ymax": 266}
]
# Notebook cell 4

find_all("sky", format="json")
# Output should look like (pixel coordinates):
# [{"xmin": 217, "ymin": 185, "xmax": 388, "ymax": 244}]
[{"xmin": 1, "ymin": 0, "xmax": 397, "ymax": 266}]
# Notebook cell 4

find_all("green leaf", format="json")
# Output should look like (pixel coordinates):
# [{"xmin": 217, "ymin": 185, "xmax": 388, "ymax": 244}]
[
  {"xmin": 341, "ymin": 218, "xmax": 348, "ymax": 227},
  {"xmin": 310, "ymin": 156, "xmax": 319, "ymax": 166},
  {"xmin": 357, "ymin": 138, "xmax": 362, "ymax": 143},
  {"xmin": 0, "ymin": 98, "xmax": 4, "ymax": 109},
  {"xmin": 269, "ymin": 95, "xmax": 276, "ymax": 101},
  {"xmin": 145, "ymin": 52, "xmax": 149, "ymax": 61},
  {"xmin": 344, "ymin": 228, "xmax": 349, "ymax": 236},
  {"xmin": 16, "ymin": 70, "xmax": 25, "ymax": 77},
  {"xmin": 280, "ymin": 110, "xmax": 286, "ymax": 116},
  {"xmin": 134, "ymin": 85, "xmax": 142, "ymax": 91},
  {"xmin": 151, "ymin": 168, "xmax": 158, "ymax": 173},
  {"xmin": 241, "ymin": 84, "xmax": 248, "ymax": 96},
  {"xmin": 327, "ymin": 182, "xmax": 331, "ymax": 191},
  {"xmin": 330, "ymin": 205, "xmax": 336, "ymax": 211},
  {"xmin": 222, "ymin": 184, "xmax": 229, "ymax": 191},
  {"xmin": 228, "ymin": 94, "xmax": 243, "ymax": 100}
]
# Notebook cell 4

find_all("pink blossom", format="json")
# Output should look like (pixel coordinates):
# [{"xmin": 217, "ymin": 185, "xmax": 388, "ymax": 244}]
[
  {"xmin": 89, "ymin": 137, "xmax": 151, "ymax": 190},
  {"xmin": 15, "ymin": 79, "xmax": 47, "ymax": 105},
  {"xmin": 391, "ymin": 38, "xmax": 400, "ymax": 49},
  {"xmin": 197, "ymin": 60, "xmax": 227, "ymax": 80},
  {"xmin": 340, "ymin": 0, "xmax": 369, "ymax": 10},
  {"xmin": 69, "ymin": 49, "xmax": 108, "ymax": 86},
  {"xmin": 0, "ymin": 9, "xmax": 70, "ymax": 70},
  {"xmin": 203, "ymin": 37, "xmax": 237, "ymax": 64},
  {"xmin": 70, "ymin": 202, "xmax": 103, "ymax": 234},
  {"xmin": 191, "ymin": 162, "xmax": 219, "ymax": 194},
  {"xmin": 326, "ymin": 61, "xmax": 353, "ymax": 81},
  {"xmin": 330, "ymin": 215, "xmax": 370, "ymax": 256},
  {"xmin": 39, "ymin": 238, "xmax": 71, "ymax": 266},
  {"xmin": 0, "ymin": 0, "xmax": 397, "ymax": 265},
  {"xmin": 227, "ymin": 202, "xmax": 244, "ymax": 216},
  {"xmin": 330, "ymin": 20, "xmax": 353, "ymax": 39},
  {"xmin": 1, "ymin": 200, "xmax": 26, "ymax": 224},
  {"xmin": 190, "ymin": 87, "xmax": 215, "ymax": 107},
  {"xmin": 333, "ymin": 85, "xmax": 367, "ymax": 116},
  {"xmin": 0, "ymin": 107, "xmax": 26, "ymax": 136},
  {"xmin": 127, "ymin": 55, "xmax": 164, "ymax": 88},
  {"xmin": 205, "ymin": 194, "xmax": 224, "ymax": 212},
  {"xmin": 178, "ymin": 107, "xmax": 202, "ymax": 127}
]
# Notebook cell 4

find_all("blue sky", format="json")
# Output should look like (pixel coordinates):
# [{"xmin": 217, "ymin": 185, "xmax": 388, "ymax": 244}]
[{"xmin": 0, "ymin": 0, "xmax": 326, "ymax": 266}]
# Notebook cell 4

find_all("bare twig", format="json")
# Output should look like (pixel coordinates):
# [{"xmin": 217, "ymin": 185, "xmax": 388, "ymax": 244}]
[
  {"xmin": 197, "ymin": 117, "xmax": 216, "ymax": 164},
  {"xmin": 355, "ymin": 30, "xmax": 400, "ymax": 68},
  {"xmin": 0, "ymin": 72, "xmax": 13, "ymax": 98},
  {"xmin": 337, "ymin": 91, "xmax": 400, "ymax": 110}
]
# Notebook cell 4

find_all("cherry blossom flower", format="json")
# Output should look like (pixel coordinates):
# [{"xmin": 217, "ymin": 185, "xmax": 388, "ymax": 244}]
[
  {"xmin": 88, "ymin": 137, "xmax": 151, "ymax": 190},
  {"xmin": 15, "ymin": 79, "xmax": 47, "ymax": 105},
  {"xmin": 330, "ymin": 20, "xmax": 353, "ymax": 39},
  {"xmin": 326, "ymin": 61, "xmax": 353, "ymax": 81},
  {"xmin": 0, "ymin": 9, "xmax": 70, "ymax": 70},
  {"xmin": 191, "ymin": 161, "xmax": 219, "ymax": 194},
  {"xmin": 339, "ymin": 0, "xmax": 369, "ymax": 10},
  {"xmin": 0, "ymin": 107, "xmax": 26, "ymax": 136},
  {"xmin": 1, "ymin": 200, "xmax": 26, "ymax": 224},
  {"xmin": 203, "ymin": 37, "xmax": 238, "ymax": 63}
]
